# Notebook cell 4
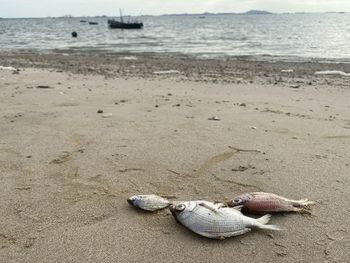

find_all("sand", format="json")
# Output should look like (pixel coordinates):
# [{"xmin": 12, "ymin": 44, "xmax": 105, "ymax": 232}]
[{"xmin": 0, "ymin": 53, "xmax": 350, "ymax": 262}]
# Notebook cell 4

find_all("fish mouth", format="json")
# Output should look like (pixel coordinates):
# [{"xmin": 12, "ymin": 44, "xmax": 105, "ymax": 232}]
[
  {"xmin": 127, "ymin": 198, "xmax": 134, "ymax": 205},
  {"xmin": 169, "ymin": 205, "xmax": 177, "ymax": 215}
]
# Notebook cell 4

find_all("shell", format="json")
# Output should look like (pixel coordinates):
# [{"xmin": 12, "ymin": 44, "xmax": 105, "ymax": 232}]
[
  {"xmin": 227, "ymin": 192, "xmax": 315, "ymax": 214},
  {"xmin": 127, "ymin": 194, "xmax": 171, "ymax": 211},
  {"xmin": 170, "ymin": 201, "xmax": 280, "ymax": 239}
]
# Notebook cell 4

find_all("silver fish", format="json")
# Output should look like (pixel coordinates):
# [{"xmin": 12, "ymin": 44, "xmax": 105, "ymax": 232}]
[
  {"xmin": 170, "ymin": 201, "xmax": 280, "ymax": 239},
  {"xmin": 127, "ymin": 194, "xmax": 171, "ymax": 211}
]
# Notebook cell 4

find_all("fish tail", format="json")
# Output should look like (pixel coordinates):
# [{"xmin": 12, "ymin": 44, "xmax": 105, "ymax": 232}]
[
  {"xmin": 293, "ymin": 207, "xmax": 313, "ymax": 215},
  {"xmin": 255, "ymin": 214, "xmax": 281, "ymax": 231},
  {"xmin": 257, "ymin": 224, "xmax": 281, "ymax": 231},
  {"xmin": 293, "ymin": 199, "xmax": 316, "ymax": 208},
  {"xmin": 256, "ymin": 214, "xmax": 271, "ymax": 225}
]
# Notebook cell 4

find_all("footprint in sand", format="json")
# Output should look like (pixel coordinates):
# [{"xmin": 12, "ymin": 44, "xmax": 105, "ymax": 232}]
[
  {"xmin": 325, "ymin": 239, "xmax": 350, "ymax": 262},
  {"xmin": 0, "ymin": 233, "xmax": 16, "ymax": 249},
  {"xmin": 50, "ymin": 151, "xmax": 72, "ymax": 164},
  {"xmin": 324, "ymin": 135, "xmax": 350, "ymax": 139},
  {"xmin": 326, "ymin": 229, "xmax": 349, "ymax": 241}
]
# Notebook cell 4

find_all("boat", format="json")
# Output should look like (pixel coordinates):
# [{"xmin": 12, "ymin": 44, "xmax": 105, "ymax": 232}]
[
  {"xmin": 80, "ymin": 20, "xmax": 87, "ymax": 22},
  {"xmin": 89, "ymin": 21, "xmax": 98, "ymax": 25},
  {"xmin": 108, "ymin": 10, "xmax": 143, "ymax": 29},
  {"xmin": 108, "ymin": 20, "xmax": 143, "ymax": 29}
]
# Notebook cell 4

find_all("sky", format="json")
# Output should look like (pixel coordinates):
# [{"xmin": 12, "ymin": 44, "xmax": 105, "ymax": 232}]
[{"xmin": 1, "ymin": 0, "xmax": 350, "ymax": 18}]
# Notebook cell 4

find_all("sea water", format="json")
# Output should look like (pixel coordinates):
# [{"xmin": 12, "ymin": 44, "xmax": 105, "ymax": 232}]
[{"xmin": 1, "ymin": 13, "xmax": 350, "ymax": 62}]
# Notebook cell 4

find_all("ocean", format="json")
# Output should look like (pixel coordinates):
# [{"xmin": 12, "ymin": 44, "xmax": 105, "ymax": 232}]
[{"xmin": 1, "ymin": 13, "xmax": 350, "ymax": 62}]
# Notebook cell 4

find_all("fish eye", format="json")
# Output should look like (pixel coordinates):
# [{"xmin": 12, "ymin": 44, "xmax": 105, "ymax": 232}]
[
  {"xmin": 175, "ymin": 204, "xmax": 186, "ymax": 212},
  {"xmin": 234, "ymin": 198, "xmax": 242, "ymax": 204}
]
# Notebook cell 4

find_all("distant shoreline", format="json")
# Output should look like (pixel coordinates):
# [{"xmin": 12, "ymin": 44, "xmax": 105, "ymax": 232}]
[{"xmin": 0, "ymin": 10, "xmax": 348, "ymax": 19}]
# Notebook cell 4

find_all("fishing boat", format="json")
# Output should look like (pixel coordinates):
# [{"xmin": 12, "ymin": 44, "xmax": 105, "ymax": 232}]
[
  {"xmin": 108, "ymin": 10, "xmax": 143, "ymax": 29},
  {"xmin": 108, "ymin": 20, "xmax": 143, "ymax": 29}
]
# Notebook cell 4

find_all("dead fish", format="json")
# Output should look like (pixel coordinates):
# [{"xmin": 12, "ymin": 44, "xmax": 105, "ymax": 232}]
[
  {"xmin": 170, "ymin": 200, "xmax": 280, "ymax": 239},
  {"xmin": 227, "ymin": 192, "xmax": 315, "ymax": 214},
  {"xmin": 127, "ymin": 194, "xmax": 171, "ymax": 211}
]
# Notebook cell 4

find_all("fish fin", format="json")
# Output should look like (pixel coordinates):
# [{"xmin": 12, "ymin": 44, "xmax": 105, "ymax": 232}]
[
  {"xmin": 232, "ymin": 205, "xmax": 243, "ymax": 211},
  {"xmin": 218, "ymin": 203, "xmax": 227, "ymax": 209},
  {"xmin": 149, "ymin": 204, "xmax": 171, "ymax": 211},
  {"xmin": 214, "ymin": 201, "xmax": 227, "ymax": 208},
  {"xmin": 160, "ymin": 195, "xmax": 177, "ymax": 200},
  {"xmin": 296, "ymin": 198, "xmax": 308, "ymax": 203},
  {"xmin": 293, "ymin": 206, "xmax": 315, "ymax": 216},
  {"xmin": 257, "ymin": 224, "xmax": 281, "ymax": 231},
  {"xmin": 198, "ymin": 228, "xmax": 251, "ymax": 239},
  {"xmin": 220, "ymin": 228, "xmax": 251, "ymax": 238},
  {"xmin": 255, "ymin": 214, "xmax": 281, "ymax": 231},
  {"xmin": 293, "ymin": 199, "xmax": 316, "ymax": 208},
  {"xmin": 256, "ymin": 214, "xmax": 272, "ymax": 225},
  {"xmin": 198, "ymin": 202, "xmax": 220, "ymax": 214}
]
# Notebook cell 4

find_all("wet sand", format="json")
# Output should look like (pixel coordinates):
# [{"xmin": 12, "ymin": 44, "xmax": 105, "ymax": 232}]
[{"xmin": 0, "ymin": 52, "xmax": 350, "ymax": 262}]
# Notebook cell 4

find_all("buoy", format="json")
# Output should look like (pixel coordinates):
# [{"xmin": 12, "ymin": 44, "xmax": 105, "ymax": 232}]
[{"xmin": 72, "ymin": 31, "xmax": 77, "ymax": 37}]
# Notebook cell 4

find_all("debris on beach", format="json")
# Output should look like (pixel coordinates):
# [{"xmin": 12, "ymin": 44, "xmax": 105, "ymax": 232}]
[
  {"xmin": 0, "ymin": 66, "xmax": 18, "ymax": 71},
  {"xmin": 97, "ymin": 109, "xmax": 103, "ymax": 114},
  {"xmin": 170, "ymin": 201, "xmax": 280, "ymax": 239},
  {"xmin": 127, "ymin": 194, "xmax": 171, "ymax": 211},
  {"xmin": 208, "ymin": 116, "xmax": 221, "ymax": 121},
  {"xmin": 154, "ymin": 70, "xmax": 181, "ymax": 75},
  {"xmin": 281, "ymin": 69, "xmax": 294, "ymax": 73},
  {"xmin": 290, "ymin": 84, "xmax": 300, "ymax": 89},
  {"xmin": 227, "ymin": 192, "xmax": 315, "ymax": 214},
  {"xmin": 50, "ymin": 151, "xmax": 72, "ymax": 164},
  {"xmin": 314, "ymin": 70, "xmax": 350, "ymax": 77},
  {"xmin": 36, "ymin": 85, "xmax": 51, "ymax": 89},
  {"xmin": 235, "ymin": 78, "xmax": 243, "ymax": 83},
  {"xmin": 102, "ymin": 113, "xmax": 113, "ymax": 118},
  {"xmin": 119, "ymin": 56, "xmax": 138, "ymax": 60}
]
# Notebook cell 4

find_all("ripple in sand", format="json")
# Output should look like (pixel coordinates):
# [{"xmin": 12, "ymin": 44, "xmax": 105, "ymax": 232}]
[{"xmin": 325, "ymin": 239, "xmax": 350, "ymax": 262}]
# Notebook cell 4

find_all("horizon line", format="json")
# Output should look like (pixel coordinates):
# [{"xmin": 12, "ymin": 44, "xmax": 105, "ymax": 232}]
[{"xmin": 0, "ymin": 10, "xmax": 348, "ymax": 19}]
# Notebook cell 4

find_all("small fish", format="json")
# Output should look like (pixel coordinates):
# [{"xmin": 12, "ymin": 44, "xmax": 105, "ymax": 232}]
[
  {"xmin": 127, "ymin": 194, "xmax": 171, "ymax": 211},
  {"xmin": 227, "ymin": 192, "xmax": 315, "ymax": 214},
  {"xmin": 170, "ymin": 200, "xmax": 280, "ymax": 239}
]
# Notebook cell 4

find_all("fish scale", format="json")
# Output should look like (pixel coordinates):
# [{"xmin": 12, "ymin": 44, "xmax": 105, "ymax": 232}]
[{"xmin": 170, "ymin": 201, "xmax": 280, "ymax": 239}]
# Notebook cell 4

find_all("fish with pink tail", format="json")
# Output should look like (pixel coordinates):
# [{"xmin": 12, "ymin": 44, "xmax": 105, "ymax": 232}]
[{"xmin": 227, "ymin": 192, "xmax": 315, "ymax": 214}]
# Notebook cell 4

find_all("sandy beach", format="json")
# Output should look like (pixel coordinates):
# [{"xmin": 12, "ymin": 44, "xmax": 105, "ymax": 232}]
[{"xmin": 1, "ymin": 52, "xmax": 350, "ymax": 262}]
